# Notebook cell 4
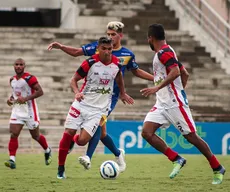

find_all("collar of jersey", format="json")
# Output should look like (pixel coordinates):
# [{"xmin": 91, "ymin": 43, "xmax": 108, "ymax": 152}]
[{"xmin": 112, "ymin": 46, "xmax": 122, "ymax": 51}]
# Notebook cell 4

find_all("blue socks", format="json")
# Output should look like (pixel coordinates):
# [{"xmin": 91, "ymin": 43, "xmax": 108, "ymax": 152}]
[
  {"xmin": 86, "ymin": 126, "xmax": 101, "ymax": 159},
  {"xmin": 101, "ymin": 134, "xmax": 120, "ymax": 157}
]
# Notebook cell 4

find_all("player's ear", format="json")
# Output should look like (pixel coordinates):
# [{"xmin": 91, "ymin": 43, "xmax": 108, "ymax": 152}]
[{"xmin": 119, "ymin": 33, "xmax": 123, "ymax": 38}]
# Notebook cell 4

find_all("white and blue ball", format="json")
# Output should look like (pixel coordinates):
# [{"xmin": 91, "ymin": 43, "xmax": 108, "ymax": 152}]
[{"xmin": 100, "ymin": 160, "xmax": 120, "ymax": 179}]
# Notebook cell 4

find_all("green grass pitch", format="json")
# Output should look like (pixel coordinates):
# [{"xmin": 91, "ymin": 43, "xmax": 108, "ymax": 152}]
[{"xmin": 0, "ymin": 153, "xmax": 229, "ymax": 192}]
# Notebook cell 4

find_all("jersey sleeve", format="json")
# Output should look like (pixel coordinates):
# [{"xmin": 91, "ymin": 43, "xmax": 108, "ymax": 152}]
[
  {"xmin": 76, "ymin": 57, "xmax": 95, "ymax": 78},
  {"xmin": 25, "ymin": 75, "xmax": 38, "ymax": 87},
  {"xmin": 157, "ymin": 49, "xmax": 180, "ymax": 69},
  {"xmin": 126, "ymin": 53, "xmax": 139, "ymax": 70},
  {"xmin": 81, "ymin": 41, "xmax": 98, "ymax": 56}
]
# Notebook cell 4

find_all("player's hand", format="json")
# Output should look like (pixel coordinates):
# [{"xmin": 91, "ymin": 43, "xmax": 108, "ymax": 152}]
[
  {"xmin": 47, "ymin": 42, "xmax": 62, "ymax": 51},
  {"xmin": 120, "ymin": 93, "xmax": 134, "ymax": 105},
  {"xmin": 75, "ymin": 93, "xmax": 84, "ymax": 102},
  {"xmin": 140, "ymin": 86, "xmax": 159, "ymax": 97},
  {"xmin": 16, "ymin": 96, "xmax": 27, "ymax": 104},
  {"xmin": 7, "ymin": 98, "xmax": 15, "ymax": 106}
]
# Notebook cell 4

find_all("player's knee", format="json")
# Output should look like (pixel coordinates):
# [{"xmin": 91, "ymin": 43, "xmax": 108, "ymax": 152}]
[
  {"xmin": 141, "ymin": 130, "xmax": 150, "ymax": 140},
  {"xmin": 31, "ymin": 134, "xmax": 40, "ymax": 141},
  {"xmin": 10, "ymin": 132, "xmax": 19, "ymax": 138},
  {"xmin": 77, "ymin": 137, "xmax": 88, "ymax": 146},
  {"xmin": 183, "ymin": 132, "xmax": 199, "ymax": 143}
]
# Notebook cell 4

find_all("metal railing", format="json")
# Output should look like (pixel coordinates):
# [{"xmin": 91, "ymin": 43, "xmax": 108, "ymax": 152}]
[{"xmin": 176, "ymin": 0, "xmax": 230, "ymax": 56}]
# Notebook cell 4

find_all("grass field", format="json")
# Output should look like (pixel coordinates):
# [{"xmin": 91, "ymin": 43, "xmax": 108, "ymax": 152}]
[{"xmin": 0, "ymin": 153, "xmax": 229, "ymax": 192}]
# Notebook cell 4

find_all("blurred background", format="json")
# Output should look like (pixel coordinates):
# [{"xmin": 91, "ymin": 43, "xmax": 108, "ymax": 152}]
[{"xmin": 0, "ymin": 0, "xmax": 229, "ymax": 155}]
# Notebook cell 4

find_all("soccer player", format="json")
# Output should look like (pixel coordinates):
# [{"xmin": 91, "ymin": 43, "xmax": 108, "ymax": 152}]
[
  {"xmin": 140, "ymin": 24, "xmax": 225, "ymax": 185},
  {"xmin": 57, "ymin": 37, "xmax": 134, "ymax": 179},
  {"xmin": 5, "ymin": 58, "xmax": 52, "ymax": 169},
  {"xmin": 48, "ymin": 21, "xmax": 153, "ymax": 172}
]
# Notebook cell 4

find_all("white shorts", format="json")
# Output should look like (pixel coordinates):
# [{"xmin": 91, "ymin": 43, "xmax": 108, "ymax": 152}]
[
  {"xmin": 64, "ymin": 101, "xmax": 104, "ymax": 137},
  {"xmin": 9, "ymin": 113, "xmax": 39, "ymax": 130},
  {"xmin": 144, "ymin": 105, "xmax": 196, "ymax": 135}
]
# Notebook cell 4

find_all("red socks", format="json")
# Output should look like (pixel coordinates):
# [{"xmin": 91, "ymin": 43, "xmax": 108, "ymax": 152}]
[
  {"xmin": 58, "ymin": 132, "xmax": 74, "ymax": 165},
  {"xmin": 37, "ymin": 134, "xmax": 48, "ymax": 150},
  {"xmin": 8, "ymin": 137, "xmax": 18, "ymax": 156},
  {"xmin": 208, "ymin": 155, "xmax": 220, "ymax": 169},
  {"xmin": 164, "ymin": 147, "xmax": 178, "ymax": 161}
]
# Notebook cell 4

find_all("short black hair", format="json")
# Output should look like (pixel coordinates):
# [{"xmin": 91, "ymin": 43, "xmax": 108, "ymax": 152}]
[
  {"xmin": 148, "ymin": 24, "xmax": 165, "ymax": 40},
  {"xmin": 98, "ymin": 37, "xmax": 112, "ymax": 45}
]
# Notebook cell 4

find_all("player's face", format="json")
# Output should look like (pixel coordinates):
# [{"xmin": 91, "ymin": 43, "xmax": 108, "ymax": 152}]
[
  {"xmin": 106, "ymin": 29, "xmax": 121, "ymax": 48},
  {"xmin": 14, "ymin": 61, "xmax": 25, "ymax": 75},
  {"xmin": 147, "ymin": 36, "xmax": 155, "ymax": 51},
  {"xmin": 98, "ymin": 43, "xmax": 113, "ymax": 60}
]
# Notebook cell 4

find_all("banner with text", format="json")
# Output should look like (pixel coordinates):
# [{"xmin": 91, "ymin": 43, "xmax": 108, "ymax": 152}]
[{"xmin": 105, "ymin": 121, "xmax": 230, "ymax": 155}]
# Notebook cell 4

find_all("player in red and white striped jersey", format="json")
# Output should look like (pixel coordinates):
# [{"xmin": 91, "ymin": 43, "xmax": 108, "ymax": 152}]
[
  {"xmin": 57, "ymin": 37, "xmax": 134, "ymax": 179},
  {"xmin": 5, "ymin": 58, "xmax": 52, "ymax": 169},
  {"xmin": 140, "ymin": 24, "xmax": 225, "ymax": 184}
]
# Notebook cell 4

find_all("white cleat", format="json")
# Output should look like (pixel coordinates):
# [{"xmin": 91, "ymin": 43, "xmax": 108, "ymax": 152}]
[
  {"xmin": 78, "ymin": 155, "xmax": 91, "ymax": 170},
  {"xmin": 116, "ymin": 148, "xmax": 126, "ymax": 172}
]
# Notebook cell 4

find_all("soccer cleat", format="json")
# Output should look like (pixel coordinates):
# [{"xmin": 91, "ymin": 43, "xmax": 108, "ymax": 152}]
[
  {"xmin": 57, "ymin": 166, "xmax": 66, "ymax": 179},
  {"xmin": 78, "ymin": 155, "xmax": 91, "ymax": 170},
  {"xmin": 44, "ymin": 147, "xmax": 52, "ymax": 165},
  {"xmin": 169, "ymin": 156, "xmax": 186, "ymax": 179},
  {"xmin": 212, "ymin": 166, "xmax": 226, "ymax": 184},
  {"xmin": 4, "ymin": 159, "xmax": 16, "ymax": 169},
  {"xmin": 116, "ymin": 148, "xmax": 126, "ymax": 172},
  {"xmin": 68, "ymin": 141, "xmax": 75, "ymax": 154}
]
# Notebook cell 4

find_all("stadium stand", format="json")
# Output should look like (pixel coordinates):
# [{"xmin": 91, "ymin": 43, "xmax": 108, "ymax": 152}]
[{"xmin": 0, "ymin": 0, "xmax": 230, "ymax": 151}]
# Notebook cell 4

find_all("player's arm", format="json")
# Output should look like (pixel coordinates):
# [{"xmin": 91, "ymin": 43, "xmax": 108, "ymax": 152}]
[
  {"xmin": 7, "ymin": 95, "xmax": 14, "ymax": 106},
  {"xmin": 70, "ymin": 73, "xmax": 82, "ymax": 95},
  {"xmin": 26, "ymin": 83, "xmax": 44, "ymax": 100},
  {"xmin": 127, "ymin": 54, "xmax": 154, "ymax": 81},
  {"xmin": 47, "ymin": 42, "xmax": 84, "ymax": 57},
  {"xmin": 17, "ymin": 83, "xmax": 43, "ymax": 104},
  {"xmin": 115, "ymin": 71, "xmax": 134, "ymax": 105},
  {"xmin": 180, "ymin": 65, "xmax": 189, "ymax": 88},
  {"xmin": 131, "ymin": 68, "xmax": 154, "ymax": 81},
  {"xmin": 140, "ymin": 66, "xmax": 180, "ymax": 97}
]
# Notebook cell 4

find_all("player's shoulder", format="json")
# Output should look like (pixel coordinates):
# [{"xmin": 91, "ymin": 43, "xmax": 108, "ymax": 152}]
[
  {"xmin": 157, "ymin": 45, "xmax": 174, "ymax": 59},
  {"xmin": 22, "ymin": 72, "xmax": 37, "ymax": 83},
  {"xmin": 117, "ymin": 46, "xmax": 135, "ymax": 56},
  {"xmin": 111, "ymin": 55, "xmax": 120, "ymax": 65},
  {"xmin": 83, "ymin": 41, "xmax": 98, "ymax": 50},
  {"xmin": 86, "ymin": 54, "xmax": 99, "ymax": 64}
]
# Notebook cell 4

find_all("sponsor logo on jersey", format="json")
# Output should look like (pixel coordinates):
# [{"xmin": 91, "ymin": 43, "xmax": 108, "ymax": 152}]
[
  {"xmin": 86, "ymin": 46, "xmax": 95, "ymax": 50},
  {"xmin": 121, "ymin": 52, "xmax": 131, "ymax": 56},
  {"xmin": 91, "ymin": 87, "xmax": 111, "ymax": 94},
  {"xmin": 100, "ymin": 78, "xmax": 110, "ymax": 85}
]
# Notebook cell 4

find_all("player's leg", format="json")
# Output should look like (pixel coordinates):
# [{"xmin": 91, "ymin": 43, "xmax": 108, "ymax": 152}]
[
  {"xmin": 57, "ymin": 128, "xmax": 76, "ymax": 179},
  {"xmin": 100, "ymin": 123, "xmax": 126, "ymax": 172},
  {"xmin": 142, "ymin": 108, "xmax": 186, "ymax": 179},
  {"xmin": 5, "ymin": 123, "xmax": 23, "ymax": 169},
  {"xmin": 184, "ymin": 133, "xmax": 225, "ymax": 184},
  {"xmin": 29, "ymin": 123, "xmax": 52, "ymax": 165},
  {"xmin": 169, "ymin": 106, "xmax": 225, "ymax": 184},
  {"xmin": 77, "ymin": 112, "xmax": 103, "ymax": 170}
]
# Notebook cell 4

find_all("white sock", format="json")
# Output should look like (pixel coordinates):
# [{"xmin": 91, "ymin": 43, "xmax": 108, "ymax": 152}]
[
  {"xmin": 44, "ymin": 147, "xmax": 51, "ymax": 153},
  {"xmin": 10, "ymin": 156, "xmax": 15, "ymax": 162}
]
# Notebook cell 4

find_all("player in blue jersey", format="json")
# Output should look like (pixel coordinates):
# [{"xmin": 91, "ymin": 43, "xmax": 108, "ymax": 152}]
[{"xmin": 48, "ymin": 21, "xmax": 154, "ymax": 172}]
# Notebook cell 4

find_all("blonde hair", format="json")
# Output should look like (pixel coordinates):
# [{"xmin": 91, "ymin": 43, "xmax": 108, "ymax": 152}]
[{"xmin": 107, "ymin": 21, "xmax": 124, "ymax": 33}]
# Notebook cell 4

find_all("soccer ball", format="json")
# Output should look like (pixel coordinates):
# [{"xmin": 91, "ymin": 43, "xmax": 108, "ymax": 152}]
[{"xmin": 100, "ymin": 160, "xmax": 120, "ymax": 179}]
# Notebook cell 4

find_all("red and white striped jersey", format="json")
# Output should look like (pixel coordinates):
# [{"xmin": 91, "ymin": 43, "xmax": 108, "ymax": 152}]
[
  {"xmin": 76, "ymin": 54, "xmax": 120, "ymax": 111},
  {"xmin": 152, "ymin": 44, "xmax": 188, "ymax": 109},
  {"xmin": 10, "ymin": 72, "xmax": 39, "ymax": 120}
]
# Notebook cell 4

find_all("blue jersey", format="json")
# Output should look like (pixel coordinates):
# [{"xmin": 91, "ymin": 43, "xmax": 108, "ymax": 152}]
[{"xmin": 82, "ymin": 41, "xmax": 139, "ymax": 113}]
